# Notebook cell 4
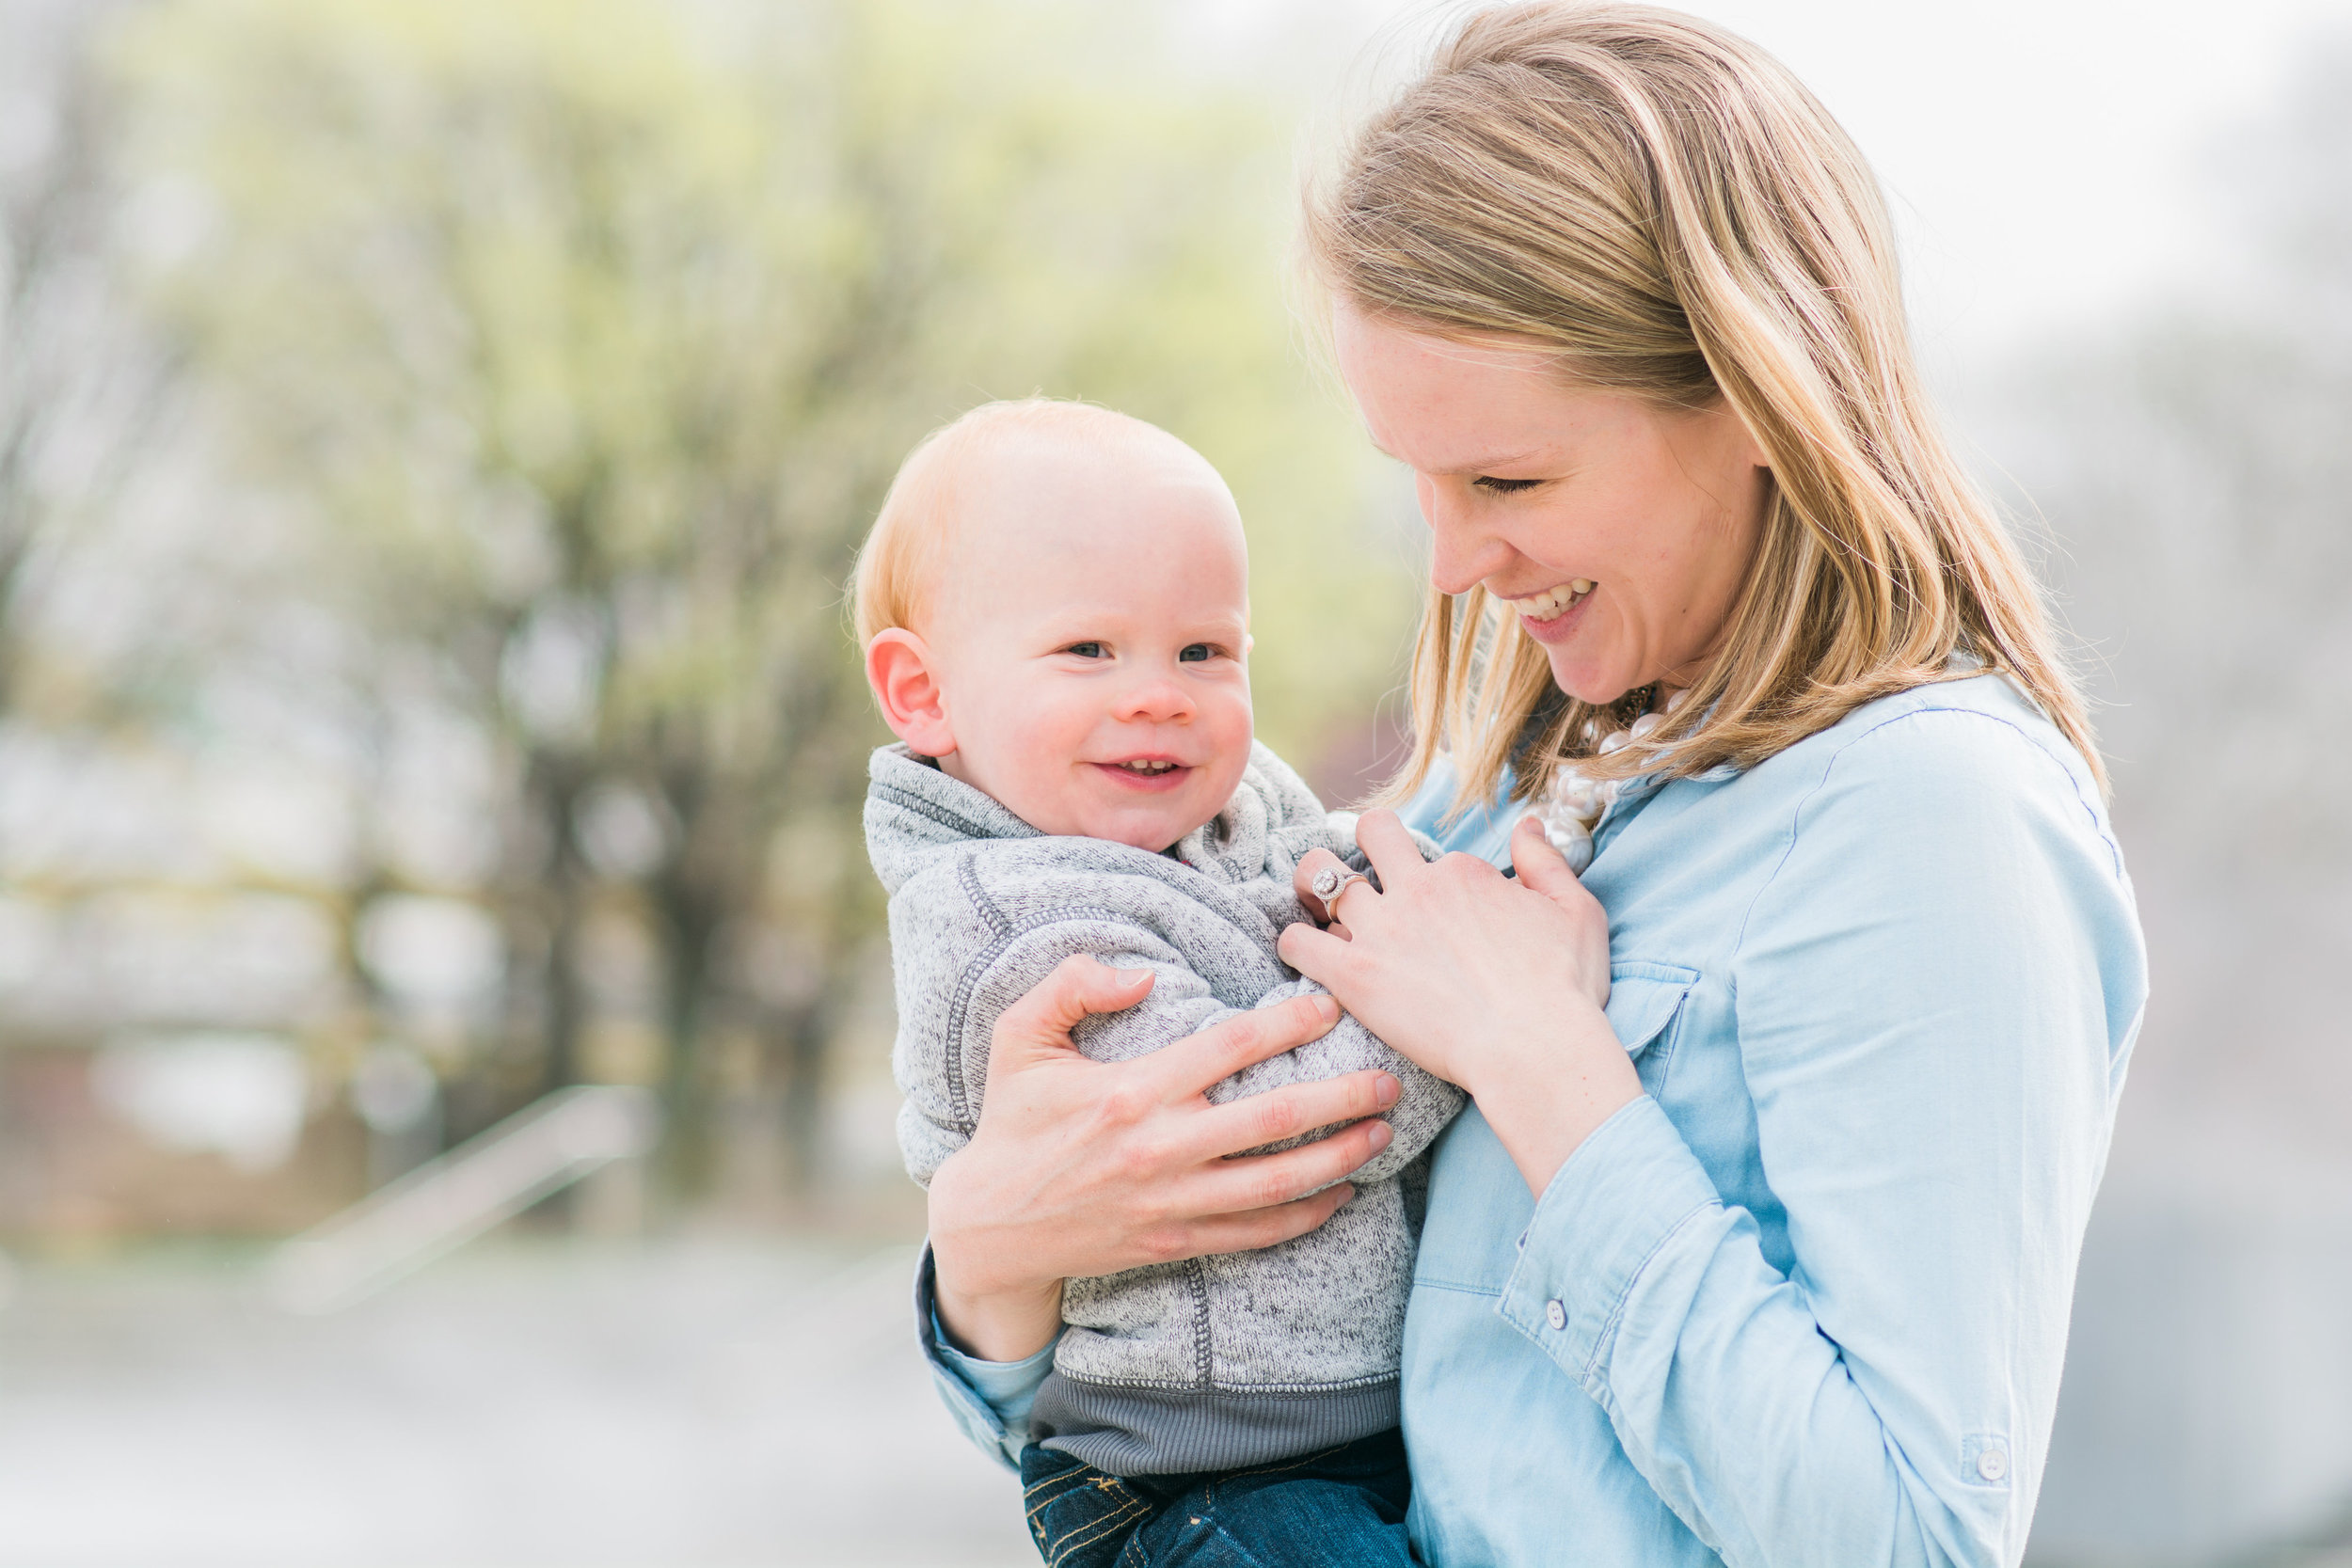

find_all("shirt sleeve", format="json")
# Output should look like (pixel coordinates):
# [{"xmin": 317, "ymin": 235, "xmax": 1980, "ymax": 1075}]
[
  {"xmin": 1492, "ymin": 707, "xmax": 2143, "ymax": 1568},
  {"xmin": 914, "ymin": 1244, "xmax": 1057, "ymax": 1471}
]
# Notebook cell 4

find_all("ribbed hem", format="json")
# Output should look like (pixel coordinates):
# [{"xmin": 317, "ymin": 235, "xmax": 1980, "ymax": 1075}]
[{"xmin": 1030, "ymin": 1371, "xmax": 1400, "ymax": 1477}]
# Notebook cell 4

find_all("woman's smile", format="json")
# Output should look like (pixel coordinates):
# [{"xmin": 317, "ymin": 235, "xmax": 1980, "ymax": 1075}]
[{"xmin": 1504, "ymin": 579, "xmax": 1597, "ymax": 644}]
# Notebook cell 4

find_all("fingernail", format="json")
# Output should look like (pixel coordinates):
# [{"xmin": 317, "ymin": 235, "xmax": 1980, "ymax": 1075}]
[
  {"xmin": 1368, "ymin": 1121, "xmax": 1393, "ymax": 1149},
  {"xmin": 1313, "ymin": 995, "xmax": 1340, "ymax": 1023},
  {"xmin": 1375, "ymin": 1073, "xmax": 1400, "ymax": 1106},
  {"xmin": 1117, "ymin": 968, "xmax": 1151, "ymax": 986}
]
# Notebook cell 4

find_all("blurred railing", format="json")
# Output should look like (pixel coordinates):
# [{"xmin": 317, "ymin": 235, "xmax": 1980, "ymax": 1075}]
[{"xmin": 264, "ymin": 1085, "xmax": 661, "ymax": 1314}]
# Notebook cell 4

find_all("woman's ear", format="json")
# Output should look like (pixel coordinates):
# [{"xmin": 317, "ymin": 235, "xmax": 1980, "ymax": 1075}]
[{"xmin": 866, "ymin": 628, "xmax": 956, "ymax": 758}]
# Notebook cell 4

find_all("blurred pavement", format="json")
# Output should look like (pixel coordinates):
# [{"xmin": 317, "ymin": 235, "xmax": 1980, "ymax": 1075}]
[{"xmin": 0, "ymin": 1239, "xmax": 1034, "ymax": 1568}]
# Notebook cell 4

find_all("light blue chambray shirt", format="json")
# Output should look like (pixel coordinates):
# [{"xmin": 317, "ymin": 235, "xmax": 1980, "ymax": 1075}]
[{"xmin": 919, "ymin": 673, "xmax": 2147, "ymax": 1568}]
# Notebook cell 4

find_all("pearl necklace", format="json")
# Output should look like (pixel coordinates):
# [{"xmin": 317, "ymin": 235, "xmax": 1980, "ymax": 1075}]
[{"xmin": 1529, "ymin": 686, "xmax": 1689, "ymax": 874}]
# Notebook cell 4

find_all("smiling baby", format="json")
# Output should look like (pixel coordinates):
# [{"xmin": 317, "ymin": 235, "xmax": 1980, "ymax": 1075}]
[{"xmin": 856, "ymin": 398, "xmax": 1459, "ymax": 1566}]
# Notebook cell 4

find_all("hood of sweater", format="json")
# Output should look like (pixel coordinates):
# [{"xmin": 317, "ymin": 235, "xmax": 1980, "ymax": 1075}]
[{"xmin": 864, "ymin": 740, "xmax": 1342, "ymax": 901}]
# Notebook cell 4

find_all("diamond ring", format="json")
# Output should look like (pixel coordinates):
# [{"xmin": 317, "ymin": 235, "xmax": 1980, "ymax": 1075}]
[{"xmin": 1309, "ymin": 865, "xmax": 1371, "ymax": 919}]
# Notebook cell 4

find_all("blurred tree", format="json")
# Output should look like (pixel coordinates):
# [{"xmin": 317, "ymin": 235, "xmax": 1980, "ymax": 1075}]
[
  {"xmin": 117, "ymin": 0, "xmax": 1412, "ymax": 1193},
  {"xmin": 0, "ymin": 0, "xmax": 156, "ymax": 720}
]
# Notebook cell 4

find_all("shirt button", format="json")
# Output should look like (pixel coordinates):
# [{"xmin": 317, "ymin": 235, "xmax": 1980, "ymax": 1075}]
[
  {"xmin": 1976, "ymin": 1447, "xmax": 2009, "ymax": 1482},
  {"xmin": 1545, "ymin": 1299, "xmax": 1566, "ymax": 1331}
]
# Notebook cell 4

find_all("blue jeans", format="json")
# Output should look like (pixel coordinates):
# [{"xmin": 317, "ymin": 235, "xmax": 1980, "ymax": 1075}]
[{"xmin": 1018, "ymin": 1429, "xmax": 1414, "ymax": 1567}]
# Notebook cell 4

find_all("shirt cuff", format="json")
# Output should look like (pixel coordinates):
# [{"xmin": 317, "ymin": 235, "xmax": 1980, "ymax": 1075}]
[
  {"xmin": 914, "ymin": 1243, "xmax": 1059, "ymax": 1471},
  {"xmin": 1495, "ymin": 1094, "xmax": 1723, "ymax": 1390}
]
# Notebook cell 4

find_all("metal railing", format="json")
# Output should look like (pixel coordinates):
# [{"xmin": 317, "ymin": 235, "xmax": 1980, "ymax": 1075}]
[{"xmin": 264, "ymin": 1085, "xmax": 661, "ymax": 1314}]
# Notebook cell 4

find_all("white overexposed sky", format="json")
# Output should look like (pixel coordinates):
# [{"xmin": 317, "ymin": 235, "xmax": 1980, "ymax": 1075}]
[
  {"xmin": 1646, "ymin": 0, "xmax": 2349, "ymax": 377},
  {"xmin": 1215, "ymin": 0, "xmax": 2352, "ymax": 381}
]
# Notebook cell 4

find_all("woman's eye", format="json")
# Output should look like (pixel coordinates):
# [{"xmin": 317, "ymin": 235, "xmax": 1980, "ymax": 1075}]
[
  {"xmin": 1473, "ymin": 476, "xmax": 1544, "ymax": 495},
  {"xmin": 1179, "ymin": 643, "xmax": 1216, "ymax": 663},
  {"xmin": 1064, "ymin": 641, "xmax": 1106, "ymax": 658}
]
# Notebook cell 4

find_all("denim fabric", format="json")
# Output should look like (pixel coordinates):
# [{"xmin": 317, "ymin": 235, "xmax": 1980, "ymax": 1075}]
[
  {"xmin": 929, "ymin": 674, "xmax": 2147, "ymax": 1568},
  {"xmin": 1018, "ymin": 1429, "xmax": 1413, "ymax": 1568}
]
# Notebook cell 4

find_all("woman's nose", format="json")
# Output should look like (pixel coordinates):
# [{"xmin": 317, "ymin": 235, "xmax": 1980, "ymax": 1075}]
[{"xmin": 1422, "ymin": 478, "xmax": 1516, "ymax": 596}]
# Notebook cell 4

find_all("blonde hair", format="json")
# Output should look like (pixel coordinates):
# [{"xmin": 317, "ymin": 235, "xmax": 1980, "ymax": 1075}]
[
  {"xmin": 851, "ymin": 397, "xmax": 1200, "ymax": 646},
  {"xmin": 1304, "ymin": 2, "xmax": 2102, "ymax": 811}
]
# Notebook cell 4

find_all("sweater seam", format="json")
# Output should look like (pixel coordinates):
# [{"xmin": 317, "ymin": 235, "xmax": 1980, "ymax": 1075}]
[
  {"xmin": 872, "ymin": 779, "xmax": 1028, "ymax": 844},
  {"xmin": 942, "ymin": 900, "xmax": 1200, "ymax": 1133},
  {"xmin": 1046, "ymin": 1370, "xmax": 1400, "ymax": 1395},
  {"xmin": 1184, "ymin": 1258, "xmax": 1215, "ymax": 1386}
]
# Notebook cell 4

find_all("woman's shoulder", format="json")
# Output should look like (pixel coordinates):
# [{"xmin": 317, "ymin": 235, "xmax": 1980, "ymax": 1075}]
[{"xmin": 1757, "ymin": 672, "xmax": 2123, "ymax": 883}]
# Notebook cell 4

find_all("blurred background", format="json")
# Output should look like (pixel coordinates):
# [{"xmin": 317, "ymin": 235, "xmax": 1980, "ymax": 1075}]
[{"xmin": 0, "ymin": 0, "xmax": 2344, "ymax": 1564}]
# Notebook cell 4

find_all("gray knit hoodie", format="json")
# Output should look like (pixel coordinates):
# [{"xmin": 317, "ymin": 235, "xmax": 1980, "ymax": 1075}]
[{"xmin": 866, "ymin": 740, "xmax": 1464, "ymax": 1477}]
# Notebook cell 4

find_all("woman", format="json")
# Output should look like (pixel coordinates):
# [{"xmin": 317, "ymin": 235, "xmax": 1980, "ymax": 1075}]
[{"xmin": 918, "ymin": 6, "xmax": 2146, "ymax": 1564}]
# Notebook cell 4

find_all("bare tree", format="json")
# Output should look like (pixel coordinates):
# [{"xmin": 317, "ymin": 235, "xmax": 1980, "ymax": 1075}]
[{"xmin": 0, "ymin": 0, "xmax": 157, "ymax": 714}]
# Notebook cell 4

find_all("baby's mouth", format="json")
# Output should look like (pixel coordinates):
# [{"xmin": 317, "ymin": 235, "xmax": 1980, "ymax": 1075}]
[
  {"xmin": 1507, "ymin": 579, "xmax": 1595, "ymax": 624},
  {"xmin": 1093, "ymin": 757, "xmax": 1193, "ymax": 789}
]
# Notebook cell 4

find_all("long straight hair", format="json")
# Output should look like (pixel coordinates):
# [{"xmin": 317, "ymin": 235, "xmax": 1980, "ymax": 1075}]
[{"xmin": 1304, "ymin": 2, "xmax": 2101, "ymax": 810}]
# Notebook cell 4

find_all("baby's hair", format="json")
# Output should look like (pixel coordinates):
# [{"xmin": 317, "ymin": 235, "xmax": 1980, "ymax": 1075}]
[{"xmin": 851, "ymin": 397, "xmax": 1207, "ymax": 646}]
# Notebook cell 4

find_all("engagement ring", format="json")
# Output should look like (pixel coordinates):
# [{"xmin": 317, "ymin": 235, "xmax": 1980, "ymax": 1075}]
[{"xmin": 1309, "ymin": 865, "xmax": 1371, "ymax": 918}]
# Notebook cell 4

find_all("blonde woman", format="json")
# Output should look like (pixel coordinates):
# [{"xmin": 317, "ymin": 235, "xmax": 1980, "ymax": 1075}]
[{"xmin": 916, "ymin": 6, "xmax": 2147, "ymax": 1564}]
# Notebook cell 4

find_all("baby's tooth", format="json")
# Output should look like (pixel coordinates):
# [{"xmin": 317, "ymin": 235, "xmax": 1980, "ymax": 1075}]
[{"xmin": 1570, "ymin": 578, "xmax": 1595, "ymax": 594}]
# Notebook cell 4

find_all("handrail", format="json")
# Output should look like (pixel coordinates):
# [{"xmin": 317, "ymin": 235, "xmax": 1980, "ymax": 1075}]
[{"xmin": 265, "ymin": 1085, "xmax": 662, "ymax": 1314}]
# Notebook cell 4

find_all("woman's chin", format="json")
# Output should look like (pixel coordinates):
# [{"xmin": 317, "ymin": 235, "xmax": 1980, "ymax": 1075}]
[{"xmin": 1545, "ymin": 649, "xmax": 1634, "ymax": 707}]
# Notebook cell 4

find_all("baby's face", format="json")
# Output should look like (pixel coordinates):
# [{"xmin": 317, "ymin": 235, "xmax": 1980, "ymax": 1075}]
[{"xmin": 917, "ymin": 435, "xmax": 1254, "ymax": 851}]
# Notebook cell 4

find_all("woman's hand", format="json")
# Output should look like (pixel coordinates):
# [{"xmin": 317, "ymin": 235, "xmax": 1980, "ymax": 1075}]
[
  {"xmin": 1280, "ymin": 810, "xmax": 1638, "ymax": 1196},
  {"xmin": 928, "ymin": 955, "xmax": 1405, "ymax": 1363}
]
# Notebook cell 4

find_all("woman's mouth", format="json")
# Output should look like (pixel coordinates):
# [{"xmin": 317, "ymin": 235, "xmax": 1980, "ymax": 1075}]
[{"xmin": 1506, "ymin": 579, "xmax": 1595, "ymax": 641}]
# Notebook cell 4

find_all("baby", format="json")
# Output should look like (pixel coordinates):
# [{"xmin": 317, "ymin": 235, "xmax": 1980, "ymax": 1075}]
[{"xmin": 856, "ymin": 398, "xmax": 1460, "ymax": 1567}]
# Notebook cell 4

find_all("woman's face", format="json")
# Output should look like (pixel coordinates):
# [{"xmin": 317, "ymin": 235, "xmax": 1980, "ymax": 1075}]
[{"xmin": 1332, "ymin": 304, "xmax": 1772, "ymax": 705}]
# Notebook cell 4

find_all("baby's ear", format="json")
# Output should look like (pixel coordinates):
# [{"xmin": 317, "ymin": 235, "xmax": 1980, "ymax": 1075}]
[{"xmin": 866, "ymin": 629, "xmax": 956, "ymax": 757}]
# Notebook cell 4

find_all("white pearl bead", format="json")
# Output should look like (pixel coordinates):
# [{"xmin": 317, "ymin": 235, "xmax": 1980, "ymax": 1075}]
[
  {"xmin": 1630, "ymin": 712, "xmax": 1662, "ymax": 738},
  {"xmin": 1664, "ymin": 689, "xmax": 1691, "ymax": 715},
  {"xmin": 1538, "ymin": 814, "xmax": 1593, "ymax": 874},
  {"xmin": 1597, "ymin": 730, "xmax": 1630, "ymax": 756},
  {"xmin": 1556, "ymin": 779, "xmax": 1604, "ymax": 819}
]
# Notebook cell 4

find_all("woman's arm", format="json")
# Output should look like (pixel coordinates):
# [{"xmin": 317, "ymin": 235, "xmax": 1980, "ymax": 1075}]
[
  {"xmin": 1285, "ymin": 712, "xmax": 2140, "ymax": 1567},
  {"xmin": 927, "ymin": 956, "xmax": 1403, "ymax": 1362}
]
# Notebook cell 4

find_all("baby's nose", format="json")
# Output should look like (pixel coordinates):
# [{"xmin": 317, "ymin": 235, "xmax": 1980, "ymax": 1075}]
[{"xmin": 1117, "ymin": 677, "xmax": 1195, "ymax": 722}]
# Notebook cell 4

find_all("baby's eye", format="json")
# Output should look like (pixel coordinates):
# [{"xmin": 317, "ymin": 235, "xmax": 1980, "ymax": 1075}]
[
  {"xmin": 1062, "ymin": 641, "xmax": 1107, "ymax": 658},
  {"xmin": 1179, "ymin": 643, "xmax": 1218, "ymax": 663},
  {"xmin": 1473, "ymin": 476, "xmax": 1544, "ymax": 495}
]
